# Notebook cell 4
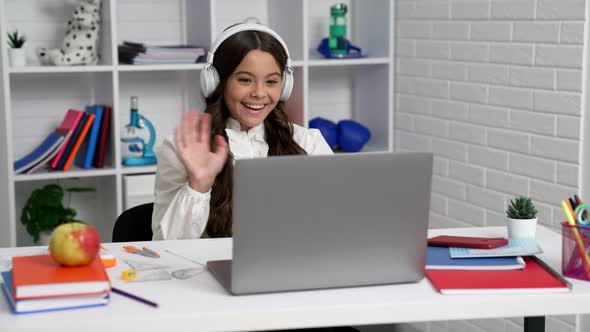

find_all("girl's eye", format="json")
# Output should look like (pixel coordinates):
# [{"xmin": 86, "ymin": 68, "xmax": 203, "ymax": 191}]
[
  {"xmin": 267, "ymin": 80, "xmax": 279, "ymax": 85},
  {"xmin": 238, "ymin": 77, "xmax": 252, "ymax": 83}
]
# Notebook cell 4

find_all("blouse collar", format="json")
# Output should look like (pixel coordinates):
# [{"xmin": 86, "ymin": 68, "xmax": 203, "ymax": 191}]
[{"xmin": 224, "ymin": 117, "xmax": 266, "ymax": 143}]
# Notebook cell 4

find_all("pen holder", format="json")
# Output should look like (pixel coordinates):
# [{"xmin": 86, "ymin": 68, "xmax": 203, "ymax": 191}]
[{"xmin": 561, "ymin": 221, "xmax": 590, "ymax": 281}]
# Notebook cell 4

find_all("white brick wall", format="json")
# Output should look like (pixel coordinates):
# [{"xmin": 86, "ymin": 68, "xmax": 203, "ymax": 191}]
[{"xmin": 395, "ymin": 1, "xmax": 584, "ymax": 331}]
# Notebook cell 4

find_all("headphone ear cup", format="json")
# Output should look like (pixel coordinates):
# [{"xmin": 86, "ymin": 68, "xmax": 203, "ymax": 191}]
[
  {"xmin": 280, "ymin": 71, "xmax": 294, "ymax": 101},
  {"xmin": 200, "ymin": 66, "xmax": 220, "ymax": 98}
]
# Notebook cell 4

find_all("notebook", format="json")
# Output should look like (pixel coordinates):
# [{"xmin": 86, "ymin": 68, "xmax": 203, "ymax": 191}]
[
  {"xmin": 449, "ymin": 238, "xmax": 543, "ymax": 258},
  {"xmin": 426, "ymin": 246, "xmax": 525, "ymax": 270},
  {"xmin": 11, "ymin": 255, "xmax": 110, "ymax": 300},
  {"xmin": 426, "ymin": 256, "xmax": 571, "ymax": 294},
  {"xmin": 1, "ymin": 271, "xmax": 109, "ymax": 314}
]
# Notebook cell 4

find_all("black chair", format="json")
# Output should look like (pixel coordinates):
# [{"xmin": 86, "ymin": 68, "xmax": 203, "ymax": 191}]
[{"xmin": 112, "ymin": 202, "xmax": 154, "ymax": 242}]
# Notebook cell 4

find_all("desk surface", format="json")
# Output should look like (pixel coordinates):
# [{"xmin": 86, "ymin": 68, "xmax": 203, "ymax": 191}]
[{"xmin": 1, "ymin": 226, "xmax": 589, "ymax": 332}]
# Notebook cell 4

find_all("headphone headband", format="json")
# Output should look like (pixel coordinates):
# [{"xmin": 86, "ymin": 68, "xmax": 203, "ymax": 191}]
[
  {"xmin": 206, "ymin": 23, "xmax": 292, "ymax": 69},
  {"xmin": 200, "ymin": 23, "xmax": 294, "ymax": 101}
]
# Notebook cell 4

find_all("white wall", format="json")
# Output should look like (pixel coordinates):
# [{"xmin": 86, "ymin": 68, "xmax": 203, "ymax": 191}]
[{"xmin": 394, "ymin": 0, "xmax": 585, "ymax": 331}]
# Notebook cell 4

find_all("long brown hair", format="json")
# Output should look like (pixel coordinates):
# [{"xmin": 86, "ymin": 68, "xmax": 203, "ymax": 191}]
[{"xmin": 203, "ymin": 29, "xmax": 306, "ymax": 237}]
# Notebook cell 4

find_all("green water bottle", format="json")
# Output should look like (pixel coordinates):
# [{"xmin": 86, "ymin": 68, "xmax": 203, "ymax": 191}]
[{"xmin": 329, "ymin": 3, "xmax": 348, "ymax": 54}]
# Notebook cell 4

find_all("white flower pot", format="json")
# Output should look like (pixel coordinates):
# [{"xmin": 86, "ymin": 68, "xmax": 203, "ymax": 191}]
[
  {"xmin": 39, "ymin": 231, "xmax": 52, "ymax": 246},
  {"xmin": 507, "ymin": 217, "xmax": 537, "ymax": 239},
  {"xmin": 8, "ymin": 48, "xmax": 26, "ymax": 67}
]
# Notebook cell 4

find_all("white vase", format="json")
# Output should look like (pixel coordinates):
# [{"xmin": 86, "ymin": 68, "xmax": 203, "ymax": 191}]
[
  {"xmin": 506, "ymin": 217, "xmax": 537, "ymax": 239},
  {"xmin": 39, "ymin": 230, "xmax": 52, "ymax": 246},
  {"xmin": 8, "ymin": 48, "xmax": 26, "ymax": 67}
]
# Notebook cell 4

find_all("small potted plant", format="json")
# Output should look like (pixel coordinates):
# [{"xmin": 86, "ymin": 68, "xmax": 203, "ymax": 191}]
[
  {"xmin": 7, "ymin": 29, "xmax": 26, "ymax": 67},
  {"xmin": 506, "ymin": 196, "xmax": 538, "ymax": 239},
  {"xmin": 21, "ymin": 184, "xmax": 94, "ymax": 244}
]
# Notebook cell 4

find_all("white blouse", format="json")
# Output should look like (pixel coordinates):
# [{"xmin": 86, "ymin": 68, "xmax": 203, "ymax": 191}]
[{"xmin": 151, "ymin": 117, "xmax": 333, "ymax": 240}]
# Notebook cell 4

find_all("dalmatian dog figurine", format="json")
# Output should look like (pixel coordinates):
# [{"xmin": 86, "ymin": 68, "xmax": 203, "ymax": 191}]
[{"xmin": 38, "ymin": 0, "xmax": 101, "ymax": 66}]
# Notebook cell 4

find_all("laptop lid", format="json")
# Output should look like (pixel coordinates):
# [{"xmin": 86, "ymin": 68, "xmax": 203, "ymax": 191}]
[{"xmin": 228, "ymin": 152, "xmax": 433, "ymax": 294}]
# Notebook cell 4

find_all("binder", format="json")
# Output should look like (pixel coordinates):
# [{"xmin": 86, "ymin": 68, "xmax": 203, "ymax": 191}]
[{"xmin": 426, "ymin": 256, "xmax": 571, "ymax": 294}]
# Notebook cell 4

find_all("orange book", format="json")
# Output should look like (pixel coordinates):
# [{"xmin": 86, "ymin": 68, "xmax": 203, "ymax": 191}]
[
  {"xmin": 62, "ymin": 112, "xmax": 95, "ymax": 171},
  {"xmin": 11, "ymin": 254, "xmax": 110, "ymax": 300}
]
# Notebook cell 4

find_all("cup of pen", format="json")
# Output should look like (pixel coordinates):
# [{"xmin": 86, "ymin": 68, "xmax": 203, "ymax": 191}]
[{"xmin": 561, "ymin": 221, "xmax": 590, "ymax": 281}]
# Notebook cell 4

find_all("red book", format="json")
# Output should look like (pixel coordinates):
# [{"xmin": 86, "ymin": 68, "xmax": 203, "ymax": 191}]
[
  {"xmin": 426, "ymin": 257, "xmax": 570, "ymax": 294},
  {"xmin": 48, "ymin": 109, "xmax": 84, "ymax": 169},
  {"xmin": 93, "ymin": 105, "xmax": 111, "ymax": 168},
  {"xmin": 11, "ymin": 254, "xmax": 110, "ymax": 300}
]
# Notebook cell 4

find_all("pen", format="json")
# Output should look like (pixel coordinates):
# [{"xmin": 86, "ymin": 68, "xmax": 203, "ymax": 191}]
[
  {"xmin": 111, "ymin": 286, "xmax": 159, "ymax": 308},
  {"xmin": 570, "ymin": 197, "xmax": 578, "ymax": 210}
]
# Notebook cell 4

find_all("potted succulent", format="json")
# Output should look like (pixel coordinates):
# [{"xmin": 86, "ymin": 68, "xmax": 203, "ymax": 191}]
[
  {"xmin": 21, "ymin": 184, "xmax": 94, "ymax": 244},
  {"xmin": 7, "ymin": 30, "xmax": 26, "ymax": 67},
  {"xmin": 506, "ymin": 196, "xmax": 538, "ymax": 239}
]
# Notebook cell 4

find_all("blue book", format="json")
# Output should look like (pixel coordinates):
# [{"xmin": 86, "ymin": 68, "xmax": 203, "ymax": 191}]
[
  {"xmin": 13, "ymin": 132, "xmax": 65, "ymax": 174},
  {"xmin": 75, "ymin": 105, "xmax": 104, "ymax": 169},
  {"xmin": 1, "ymin": 271, "xmax": 109, "ymax": 314},
  {"xmin": 426, "ymin": 246, "xmax": 525, "ymax": 270},
  {"xmin": 449, "ymin": 238, "xmax": 544, "ymax": 258}
]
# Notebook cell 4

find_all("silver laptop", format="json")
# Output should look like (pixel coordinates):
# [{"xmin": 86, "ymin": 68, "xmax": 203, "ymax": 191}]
[{"xmin": 207, "ymin": 152, "xmax": 433, "ymax": 295}]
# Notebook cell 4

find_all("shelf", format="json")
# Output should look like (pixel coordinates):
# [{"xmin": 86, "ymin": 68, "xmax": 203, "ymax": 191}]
[
  {"xmin": 13, "ymin": 168, "xmax": 117, "ymax": 182},
  {"xmin": 9, "ymin": 66, "xmax": 114, "ymax": 74},
  {"xmin": 117, "ymin": 63, "xmax": 206, "ymax": 72},
  {"xmin": 121, "ymin": 165, "xmax": 157, "ymax": 175},
  {"xmin": 1, "ymin": 0, "xmax": 394, "ymax": 248},
  {"xmin": 307, "ymin": 56, "xmax": 391, "ymax": 67}
]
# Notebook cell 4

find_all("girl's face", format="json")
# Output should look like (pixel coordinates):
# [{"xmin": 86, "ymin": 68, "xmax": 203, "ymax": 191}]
[{"xmin": 224, "ymin": 49, "xmax": 282, "ymax": 131}]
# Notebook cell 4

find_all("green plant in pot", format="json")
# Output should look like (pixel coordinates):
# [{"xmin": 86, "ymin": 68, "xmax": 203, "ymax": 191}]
[
  {"xmin": 21, "ymin": 184, "xmax": 94, "ymax": 244},
  {"xmin": 506, "ymin": 196, "xmax": 538, "ymax": 239},
  {"xmin": 7, "ymin": 30, "xmax": 27, "ymax": 67},
  {"xmin": 7, "ymin": 30, "xmax": 26, "ymax": 49}
]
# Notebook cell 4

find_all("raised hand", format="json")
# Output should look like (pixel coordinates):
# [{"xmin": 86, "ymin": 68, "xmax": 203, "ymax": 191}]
[{"xmin": 174, "ymin": 110, "xmax": 229, "ymax": 193}]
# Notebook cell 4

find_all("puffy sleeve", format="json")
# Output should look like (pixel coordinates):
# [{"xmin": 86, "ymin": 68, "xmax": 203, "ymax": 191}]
[
  {"xmin": 292, "ymin": 125, "xmax": 334, "ymax": 156},
  {"xmin": 151, "ymin": 135, "xmax": 210, "ymax": 240}
]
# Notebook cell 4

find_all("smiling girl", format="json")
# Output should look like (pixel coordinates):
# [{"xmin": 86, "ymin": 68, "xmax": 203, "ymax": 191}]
[{"xmin": 151, "ymin": 24, "xmax": 333, "ymax": 240}]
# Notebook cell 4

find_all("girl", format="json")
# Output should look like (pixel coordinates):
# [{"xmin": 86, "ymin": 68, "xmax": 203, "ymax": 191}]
[{"xmin": 152, "ymin": 24, "xmax": 333, "ymax": 240}]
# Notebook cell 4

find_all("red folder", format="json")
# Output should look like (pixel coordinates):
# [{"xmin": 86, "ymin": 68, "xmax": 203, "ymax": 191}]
[
  {"xmin": 93, "ymin": 105, "xmax": 111, "ymax": 168},
  {"xmin": 426, "ymin": 257, "xmax": 570, "ymax": 294}
]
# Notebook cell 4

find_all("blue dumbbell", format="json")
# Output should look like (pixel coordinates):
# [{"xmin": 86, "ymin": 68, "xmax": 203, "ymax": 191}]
[
  {"xmin": 338, "ymin": 120, "xmax": 371, "ymax": 152},
  {"xmin": 309, "ymin": 117, "xmax": 338, "ymax": 150}
]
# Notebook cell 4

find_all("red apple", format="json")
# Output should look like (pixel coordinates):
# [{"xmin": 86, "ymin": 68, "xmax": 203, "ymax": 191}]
[{"xmin": 49, "ymin": 222, "xmax": 101, "ymax": 266}]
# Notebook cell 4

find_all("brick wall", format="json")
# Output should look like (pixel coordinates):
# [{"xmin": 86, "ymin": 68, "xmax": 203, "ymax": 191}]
[{"xmin": 394, "ymin": 1, "xmax": 585, "ymax": 331}]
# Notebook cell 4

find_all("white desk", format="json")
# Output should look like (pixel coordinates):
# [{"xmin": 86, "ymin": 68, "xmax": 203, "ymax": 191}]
[{"xmin": 1, "ymin": 226, "xmax": 589, "ymax": 332}]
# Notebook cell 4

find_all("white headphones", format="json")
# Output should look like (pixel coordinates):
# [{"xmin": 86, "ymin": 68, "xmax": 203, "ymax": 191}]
[{"xmin": 199, "ymin": 23, "xmax": 294, "ymax": 101}]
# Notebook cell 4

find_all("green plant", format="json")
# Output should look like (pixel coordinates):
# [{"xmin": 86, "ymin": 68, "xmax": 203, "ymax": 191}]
[
  {"xmin": 506, "ymin": 196, "xmax": 538, "ymax": 220},
  {"xmin": 7, "ymin": 30, "xmax": 26, "ymax": 49},
  {"xmin": 20, "ymin": 184, "xmax": 95, "ymax": 243}
]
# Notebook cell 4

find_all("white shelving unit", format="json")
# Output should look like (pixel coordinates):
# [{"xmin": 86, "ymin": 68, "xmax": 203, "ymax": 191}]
[{"xmin": 0, "ymin": 0, "xmax": 395, "ymax": 247}]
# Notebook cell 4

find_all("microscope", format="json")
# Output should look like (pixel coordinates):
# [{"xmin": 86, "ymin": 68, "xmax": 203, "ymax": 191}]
[{"xmin": 121, "ymin": 96, "xmax": 157, "ymax": 166}]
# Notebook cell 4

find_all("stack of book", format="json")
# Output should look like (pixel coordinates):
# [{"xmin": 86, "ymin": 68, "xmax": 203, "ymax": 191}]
[
  {"xmin": 118, "ymin": 41, "xmax": 206, "ymax": 65},
  {"xmin": 1, "ymin": 254, "xmax": 111, "ymax": 314},
  {"xmin": 425, "ymin": 238, "xmax": 571, "ymax": 294},
  {"xmin": 13, "ymin": 105, "xmax": 112, "ymax": 174}
]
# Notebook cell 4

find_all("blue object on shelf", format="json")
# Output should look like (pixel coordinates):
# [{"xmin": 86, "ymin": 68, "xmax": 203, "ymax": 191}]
[
  {"xmin": 317, "ymin": 38, "xmax": 366, "ymax": 59},
  {"xmin": 121, "ymin": 96, "xmax": 157, "ymax": 166},
  {"xmin": 309, "ymin": 117, "xmax": 338, "ymax": 150},
  {"xmin": 338, "ymin": 120, "xmax": 371, "ymax": 152}
]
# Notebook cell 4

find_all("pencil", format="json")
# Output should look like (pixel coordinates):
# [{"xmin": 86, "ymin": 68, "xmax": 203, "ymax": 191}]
[{"xmin": 112, "ymin": 287, "xmax": 159, "ymax": 308}]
